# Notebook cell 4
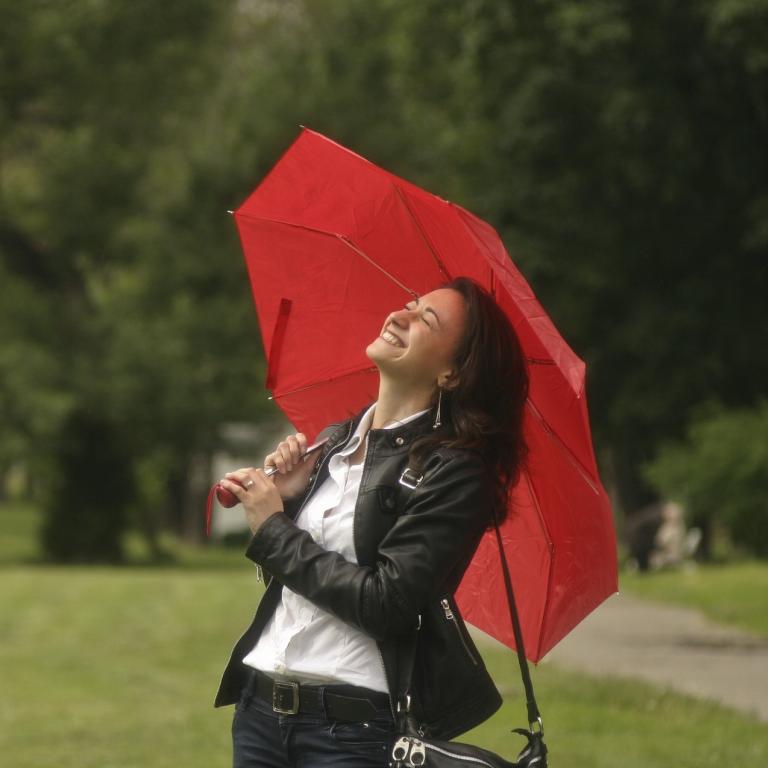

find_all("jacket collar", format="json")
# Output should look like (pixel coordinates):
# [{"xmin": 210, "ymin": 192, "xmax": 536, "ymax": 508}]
[{"xmin": 341, "ymin": 400, "xmax": 436, "ymax": 449}]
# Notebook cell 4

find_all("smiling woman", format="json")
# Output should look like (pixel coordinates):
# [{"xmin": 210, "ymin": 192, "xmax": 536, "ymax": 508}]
[
  {"xmin": 215, "ymin": 276, "xmax": 529, "ymax": 768},
  {"xmin": 367, "ymin": 287, "xmax": 468, "ymax": 421}
]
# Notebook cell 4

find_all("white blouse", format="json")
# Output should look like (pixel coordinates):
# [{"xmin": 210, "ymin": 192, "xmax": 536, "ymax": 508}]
[{"xmin": 242, "ymin": 402, "xmax": 429, "ymax": 692}]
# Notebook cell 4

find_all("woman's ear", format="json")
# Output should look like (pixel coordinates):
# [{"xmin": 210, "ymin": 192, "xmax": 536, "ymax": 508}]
[{"xmin": 438, "ymin": 370, "xmax": 459, "ymax": 390}]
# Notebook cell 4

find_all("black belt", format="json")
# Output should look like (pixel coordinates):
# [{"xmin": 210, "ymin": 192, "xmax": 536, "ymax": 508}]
[{"xmin": 243, "ymin": 668, "xmax": 391, "ymax": 721}]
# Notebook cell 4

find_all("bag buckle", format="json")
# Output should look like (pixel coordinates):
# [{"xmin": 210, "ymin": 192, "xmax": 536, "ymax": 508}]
[
  {"xmin": 408, "ymin": 739, "xmax": 426, "ymax": 766},
  {"xmin": 391, "ymin": 735, "xmax": 426, "ymax": 767},
  {"xmin": 392, "ymin": 737, "xmax": 411, "ymax": 762},
  {"xmin": 272, "ymin": 681, "xmax": 299, "ymax": 714},
  {"xmin": 398, "ymin": 468, "xmax": 423, "ymax": 489}
]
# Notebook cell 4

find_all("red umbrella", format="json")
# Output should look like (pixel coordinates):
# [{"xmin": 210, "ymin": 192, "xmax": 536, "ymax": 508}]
[{"xmin": 233, "ymin": 127, "xmax": 618, "ymax": 662}]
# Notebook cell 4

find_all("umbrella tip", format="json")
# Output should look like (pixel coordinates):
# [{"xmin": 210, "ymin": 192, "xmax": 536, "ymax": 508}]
[{"xmin": 226, "ymin": 210, "xmax": 234, "ymax": 216}]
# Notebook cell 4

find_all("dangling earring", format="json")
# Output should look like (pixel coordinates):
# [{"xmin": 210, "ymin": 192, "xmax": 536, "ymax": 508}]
[{"xmin": 433, "ymin": 387, "xmax": 443, "ymax": 430}]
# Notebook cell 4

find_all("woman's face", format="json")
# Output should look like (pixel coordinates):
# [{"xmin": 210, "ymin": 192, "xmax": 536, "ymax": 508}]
[{"xmin": 366, "ymin": 287, "xmax": 467, "ymax": 389}]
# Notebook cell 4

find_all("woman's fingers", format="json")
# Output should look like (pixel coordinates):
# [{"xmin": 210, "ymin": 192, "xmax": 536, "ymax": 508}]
[
  {"xmin": 284, "ymin": 434, "xmax": 306, "ymax": 467},
  {"xmin": 224, "ymin": 469, "xmax": 250, "ymax": 483},
  {"xmin": 225, "ymin": 432, "xmax": 311, "ymax": 488},
  {"xmin": 219, "ymin": 477, "xmax": 245, "ymax": 499},
  {"xmin": 223, "ymin": 468, "xmax": 258, "ymax": 487},
  {"xmin": 220, "ymin": 469, "xmax": 271, "ymax": 494},
  {"xmin": 284, "ymin": 433, "xmax": 309, "ymax": 468},
  {"xmin": 268, "ymin": 449, "xmax": 288, "ymax": 474},
  {"xmin": 265, "ymin": 432, "xmax": 308, "ymax": 474}
]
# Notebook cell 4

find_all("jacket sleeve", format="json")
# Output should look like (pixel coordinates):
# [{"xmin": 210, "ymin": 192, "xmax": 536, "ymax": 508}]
[{"xmin": 244, "ymin": 450, "xmax": 493, "ymax": 641}]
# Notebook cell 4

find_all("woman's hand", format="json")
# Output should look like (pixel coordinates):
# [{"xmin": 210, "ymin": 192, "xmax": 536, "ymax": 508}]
[
  {"xmin": 264, "ymin": 432, "xmax": 321, "ymax": 500},
  {"xmin": 218, "ymin": 433, "xmax": 321, "ymax": 534},
  {"xmin": 218, "ymin": 469, "xmax": 284, "ymax": 536}
]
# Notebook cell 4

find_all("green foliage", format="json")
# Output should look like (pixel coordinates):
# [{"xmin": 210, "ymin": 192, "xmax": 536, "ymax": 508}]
[
  {"xmin": 1, "ymin": 1, "xmax": 273, "ymax": 545},
  {"xmin": 2, "ymin": 0, "xmax": 767, "ymax": 554},
  {"xmin": 0, "ymin": 264, "xmax": 72, "ymax": 471},
  {"xmin": 642, "ymin": 400, "xmax": 768, "ymax": 557}
]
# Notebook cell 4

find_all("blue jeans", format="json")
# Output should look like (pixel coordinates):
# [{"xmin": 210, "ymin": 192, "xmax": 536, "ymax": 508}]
[{"xmin": 231, "ymin": 685, "xmax": 394, "ymax": 767}]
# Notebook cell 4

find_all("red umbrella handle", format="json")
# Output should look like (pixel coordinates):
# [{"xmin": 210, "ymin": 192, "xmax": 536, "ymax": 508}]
[
  {"xmin": 205, "ymin": 479, "xmax": 245, "ymax": 537},
  {"xmin": 204, "ymin": 438, "xmax": 329, "ymax": 536}
]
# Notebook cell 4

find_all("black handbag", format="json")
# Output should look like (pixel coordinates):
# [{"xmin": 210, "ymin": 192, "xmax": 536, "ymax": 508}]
[{"xmin": 390, "ymin": 512, "xmax": 549, "ymax": 767}]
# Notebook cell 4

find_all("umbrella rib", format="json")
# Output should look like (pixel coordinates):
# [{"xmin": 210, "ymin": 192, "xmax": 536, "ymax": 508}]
[
  {"xmin": 520, "ymin": 464, "xmax": 553, "ymax": 662},
  {"xmin": 335, "ymin": 235, "xmax": 418, "ymax": 297},
  {"xmin": 269, "ymin": 365, "xmax": 378, "ymax": 400},
  {"xmin": 236, "ymin": 211, "xmax": 419, "ymax": 298},
  {"xmin": 236, "ymin": 211, "xmax": 337, "ymax": 239},
  {"xmin": 391, "ymin": 184, "xmax": 450, "ymax": 281},
  {"xmin": 526, "ymin": 398, "xmax": 600, "ymax": 494}
]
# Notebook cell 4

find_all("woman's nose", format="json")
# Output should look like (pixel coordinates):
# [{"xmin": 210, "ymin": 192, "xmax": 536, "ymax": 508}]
[{"xmin": 388, "ymin": 308, "xmax": 416, "ymax": 327}]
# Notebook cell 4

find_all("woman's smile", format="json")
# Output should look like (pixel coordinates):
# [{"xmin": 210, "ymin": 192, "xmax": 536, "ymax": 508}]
[{"xmin": 380, "ymin": 329, "xmax": 406, "ymax": 348}]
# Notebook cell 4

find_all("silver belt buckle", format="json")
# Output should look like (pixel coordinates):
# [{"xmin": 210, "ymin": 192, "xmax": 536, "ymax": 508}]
[{"xmin": 272, "ymin": 680, "xmax": 300, "ymax": 714}]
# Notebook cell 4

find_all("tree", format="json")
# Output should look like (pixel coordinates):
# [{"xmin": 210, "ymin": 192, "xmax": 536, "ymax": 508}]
[
  {"xmin": 3, "ymin": 0, "xmax": 765, "ymax": 560},
  {"xmin": 643, "ymin": 400, "xmax": 768, "ymax": 559}
]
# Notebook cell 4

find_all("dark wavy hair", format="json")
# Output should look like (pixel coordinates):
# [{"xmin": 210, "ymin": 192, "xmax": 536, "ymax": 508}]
[{"xmin": 408, "ymin": 277, "xmax": 530, "ymax": 523}]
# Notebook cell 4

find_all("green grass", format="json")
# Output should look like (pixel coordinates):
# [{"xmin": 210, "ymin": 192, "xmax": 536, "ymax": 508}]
[
  {"xmin": 2, "ymin": 563, "xmax": 767, "ymax": 767},
  {"xmin": 469, "ymin": 653, "xmax": 768, "ymax": 767},
  {"xmin": 0, "ymin": 500, "xmax": 43, "ymax": 564},
  {"xmin": 3, "ymin": 504, "xmax": 767, "ymax": 765},
  {"xmin": 620, "ymin": 562, "xmax": 768, "ymax": 638},
  {"xmin": 0, "ymin": 564, "xmax": 257, "ymax": 767}
]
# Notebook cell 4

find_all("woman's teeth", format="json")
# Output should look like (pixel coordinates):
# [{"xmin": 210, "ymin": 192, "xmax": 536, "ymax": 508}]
[{"xmin": 382, "ymin": 330, "xmax": 405, "ymax": 348}]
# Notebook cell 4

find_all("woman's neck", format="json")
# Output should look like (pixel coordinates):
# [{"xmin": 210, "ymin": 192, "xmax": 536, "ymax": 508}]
[{"xmin": 371, "ymin": 377, "xmax": 433, "ymax": 429}]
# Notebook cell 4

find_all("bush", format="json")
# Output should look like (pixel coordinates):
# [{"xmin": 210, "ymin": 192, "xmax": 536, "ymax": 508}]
[{"xmin": 642, "ymin": 399, "xmax": 768, "ymax": 559}]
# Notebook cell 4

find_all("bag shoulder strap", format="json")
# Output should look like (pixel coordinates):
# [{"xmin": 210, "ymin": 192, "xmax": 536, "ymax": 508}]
[
  {"xmin": 491, "ymin": 508, "xmax": 543, "ymax": 732},
  {"xmin": 396, "ymin": 474, "xmax": 543, "ymax": 735}
]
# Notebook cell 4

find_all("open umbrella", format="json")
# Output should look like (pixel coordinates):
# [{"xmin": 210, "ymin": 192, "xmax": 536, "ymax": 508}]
[{"xmin": 232, "ymin": 127, "xmax": 618, "ymax": 662}]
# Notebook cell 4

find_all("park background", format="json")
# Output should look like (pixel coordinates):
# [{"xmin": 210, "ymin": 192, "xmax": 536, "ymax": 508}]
[{"xmin": 1, "ymin": 1, "xmax": 767, "ymax": 765}]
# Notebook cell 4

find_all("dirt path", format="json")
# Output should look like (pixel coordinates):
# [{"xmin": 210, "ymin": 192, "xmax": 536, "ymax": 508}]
[{"xmin": 471, "ymin": 592, "xmax": 768, "ymax": 722}]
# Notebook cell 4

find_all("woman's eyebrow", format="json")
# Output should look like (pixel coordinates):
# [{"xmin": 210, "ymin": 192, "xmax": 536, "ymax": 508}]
[{"xmin": 409, "ymin": 296, "xmax": 441, "ymax": 326}]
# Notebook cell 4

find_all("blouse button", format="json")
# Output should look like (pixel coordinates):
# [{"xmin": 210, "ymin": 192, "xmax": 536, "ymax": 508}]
[{"xmin": 395, "ymin": 436, "xmax": 405, "ymax": 446}]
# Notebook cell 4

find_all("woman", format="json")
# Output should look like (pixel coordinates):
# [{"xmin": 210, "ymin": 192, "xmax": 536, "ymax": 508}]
[{"xmin": 216, "ymin": 276, "xmax": 529, "ymax": 768}]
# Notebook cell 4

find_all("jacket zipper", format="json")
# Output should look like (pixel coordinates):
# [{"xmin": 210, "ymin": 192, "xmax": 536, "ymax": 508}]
[
  {"xmin": 298, "ymin": 423, "xmax": 352, "ymax": 518},
  {"xmin": 375, "ymin": 643, "xmax": 397, "ymax": 722},
  {"xmin": 352, "ymin": 430, "xmax": 398, "ymax": 721},
  {"xmin": 440, "ymin": 598, "xmax": 479, "ymax": 666},
  {"xmin": 259, "ymin": 423, "xmax": 352, "ymax": 591}
]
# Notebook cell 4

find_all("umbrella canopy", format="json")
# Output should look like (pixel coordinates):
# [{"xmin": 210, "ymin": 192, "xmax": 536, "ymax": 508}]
[{"xmin": 233, "ymin": 127, "xmax": 618, "ymax": 662}]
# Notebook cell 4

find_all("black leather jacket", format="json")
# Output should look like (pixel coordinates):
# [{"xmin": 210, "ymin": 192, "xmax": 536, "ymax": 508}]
[{"xmin": 214, "ymin": 403, "xmax": 502, "ymax": 739}]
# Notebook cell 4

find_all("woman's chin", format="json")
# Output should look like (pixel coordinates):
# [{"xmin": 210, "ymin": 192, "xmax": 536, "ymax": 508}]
[
  {"xmin": 366, "ymin": 342, "xmax": 385, "ymax": 365},
  {"xmin": 366, "ymin": 336, "xmax": 389, "ymax": 359},
  {"xmin": 366, "ymin": 340, "xmax": 398, "ymax": 370}
]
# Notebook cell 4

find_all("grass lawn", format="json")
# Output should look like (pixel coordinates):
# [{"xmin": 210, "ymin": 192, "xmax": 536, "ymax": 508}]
[
  {"xmin": 620, "ymin": 561, "xmax": 768, "ymax": 638},
  {"xmin": 3, "ymin": 502, "xmax": 767, "ymax": 765},
  {"xmin": 0, "ymin": 500, "xmax": 44, "ymax": 565},
  {"xmin": 2, "ymin": 562, "xmax": 767, "ymax": 768}
]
